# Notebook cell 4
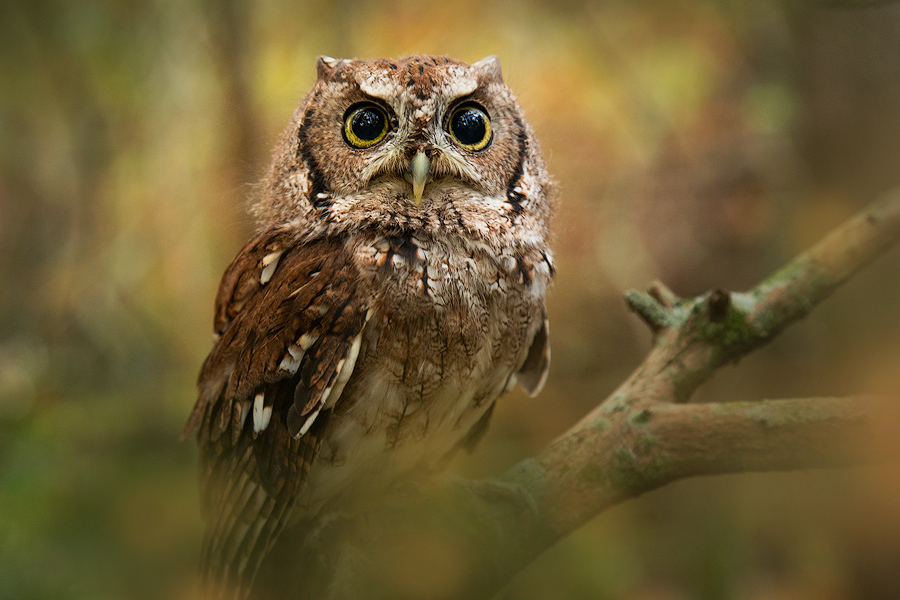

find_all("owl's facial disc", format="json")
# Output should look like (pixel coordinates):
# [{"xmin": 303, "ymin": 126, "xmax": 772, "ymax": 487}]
[{"xmin": 285, "ymin": 55, "xmax": 534, "ymax": 215}]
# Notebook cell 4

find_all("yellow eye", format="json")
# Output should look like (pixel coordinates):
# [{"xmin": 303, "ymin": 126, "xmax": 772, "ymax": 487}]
[
  {"xmin": 448, "ymin": 104, "xmax": 492, "ymax": 151},
  {"xmin": 343, "ymin": 104, "xmax": 389, "ymax": 149}
]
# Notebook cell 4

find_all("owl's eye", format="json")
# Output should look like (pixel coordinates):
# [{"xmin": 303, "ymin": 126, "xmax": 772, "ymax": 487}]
[
  {"xmin": 343, "ymin": 104, "xmax": 389, "ymax": 149},
  {"xmin": 448, "ymin": 104, "xmax": 492, "ymax": 151}
]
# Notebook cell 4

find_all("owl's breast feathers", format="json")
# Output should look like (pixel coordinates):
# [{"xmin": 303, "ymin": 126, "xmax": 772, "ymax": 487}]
[
  {"xmin": 349, "ymin": 228, "xmax": 552, "ymax": 403},
  {"xmin": 182, "ymin": 226, "xmax": 550, "ymax": 597}
]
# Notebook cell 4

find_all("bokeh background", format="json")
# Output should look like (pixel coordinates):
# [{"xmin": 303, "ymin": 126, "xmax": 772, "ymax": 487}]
[{"xmin": 3, "ymin": 0, "xmax": 900, "ymax": 598}]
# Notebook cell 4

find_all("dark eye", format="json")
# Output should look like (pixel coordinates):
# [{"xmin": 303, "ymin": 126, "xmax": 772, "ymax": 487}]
[
  {"xmin": 343, "ymin": 104, "xmax": 389, "ymax": 149},
  {"xmin": 448, "ymin": 104, "xmax": 492, "ymax": 151}
]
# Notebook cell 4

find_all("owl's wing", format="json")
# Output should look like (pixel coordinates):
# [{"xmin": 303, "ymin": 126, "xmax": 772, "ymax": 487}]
[
  {"xmin": 516, "ymin": 310, "xmax": 550, "ymax": 397},
  {"xmin": 182, "ymin": 230, "xmax": 370, "ymax": 599}
]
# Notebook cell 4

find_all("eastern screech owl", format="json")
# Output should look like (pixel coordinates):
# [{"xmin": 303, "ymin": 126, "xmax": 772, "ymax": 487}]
[{"xmin": 183, "ymin": 55, "xmax": 554, "ymax": 598}]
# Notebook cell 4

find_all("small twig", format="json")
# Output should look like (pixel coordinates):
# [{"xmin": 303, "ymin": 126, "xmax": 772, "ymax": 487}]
[
  {"xmin": 624, "ymin": 290, "xmax": 672, "ymax": 331},
  {"xmin": 647, "ymin": 279, "xmax": 680, "ymax": 308}
]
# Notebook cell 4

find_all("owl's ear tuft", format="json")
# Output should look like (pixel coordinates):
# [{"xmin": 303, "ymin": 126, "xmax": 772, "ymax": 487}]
[
  {"xmin": 316, "ymin": 56, "xmax": 345, "ymax": 79},
  {"xmin": 472, "ymin": 55, "xmax": 503, "ymax": 82}
]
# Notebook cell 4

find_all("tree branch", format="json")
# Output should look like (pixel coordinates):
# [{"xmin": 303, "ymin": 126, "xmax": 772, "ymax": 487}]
[
  {"xmin": 462, "ymin": 189, "xmax": 900, "ymax": 598},
  {"xmin": 273, "ymin": 190, "xmax": 900, "ymax": 600}
]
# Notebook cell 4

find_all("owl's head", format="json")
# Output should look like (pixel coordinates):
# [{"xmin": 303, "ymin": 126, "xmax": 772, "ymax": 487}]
[{"xmin": 257, "ymin": 55, "xmax": 552, "ymax": 238}]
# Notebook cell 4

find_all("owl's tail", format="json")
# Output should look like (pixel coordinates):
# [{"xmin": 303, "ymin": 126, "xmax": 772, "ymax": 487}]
[
  {"xmin": 198, "ymin": 448, "xmax": 297, "ymax": 600},
  {"xmin": 196, "ymin": 408, "xmax": 331, "ymax": 600}
]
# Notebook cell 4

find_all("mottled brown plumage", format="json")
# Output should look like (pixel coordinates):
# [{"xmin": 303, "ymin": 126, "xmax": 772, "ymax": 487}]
[{"xmin": 183, "ymin": 54, "xmax": 554, "ymax": 598}]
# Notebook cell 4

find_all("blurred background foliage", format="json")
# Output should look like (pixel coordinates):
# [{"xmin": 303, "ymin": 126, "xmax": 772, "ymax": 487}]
[{"xmin": 2, "ymin": 0, "xmax": 900, "ymax": 598}]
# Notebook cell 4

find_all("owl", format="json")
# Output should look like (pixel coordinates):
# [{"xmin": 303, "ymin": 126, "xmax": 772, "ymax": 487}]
[{"xmin": 182, "ymin": 55, "xmax": 554, "ymax": 598}]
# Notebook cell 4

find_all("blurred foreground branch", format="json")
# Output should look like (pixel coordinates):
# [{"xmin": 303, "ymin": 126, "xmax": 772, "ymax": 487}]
[{"xmin": 269, "ymin": 190, "xmax": 900, "ymax": 599}]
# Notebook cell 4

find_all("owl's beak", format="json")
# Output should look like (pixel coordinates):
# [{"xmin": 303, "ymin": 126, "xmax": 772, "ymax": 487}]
[{"xmin": 408, "ymin": 151, "xmax": 430, "ymax": 205}]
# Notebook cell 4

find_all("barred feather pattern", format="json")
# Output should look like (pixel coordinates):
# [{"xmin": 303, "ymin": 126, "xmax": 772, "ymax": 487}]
[
  {"xmin": 183, "ymin": 232, "xmax": 370, "ymax": 598},
  {"xmin": 183, "ymin": 54, "xmax": 555, "ymax": 599}
]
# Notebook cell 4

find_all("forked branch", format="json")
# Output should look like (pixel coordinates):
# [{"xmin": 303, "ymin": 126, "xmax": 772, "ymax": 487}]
[
  {"xmin": 482, "ymin": 190, "xmax": 900, "ymax": 595},
  {"xmin": 314, "ymin": 190, "xmax": 900, "ymax": 600}
]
